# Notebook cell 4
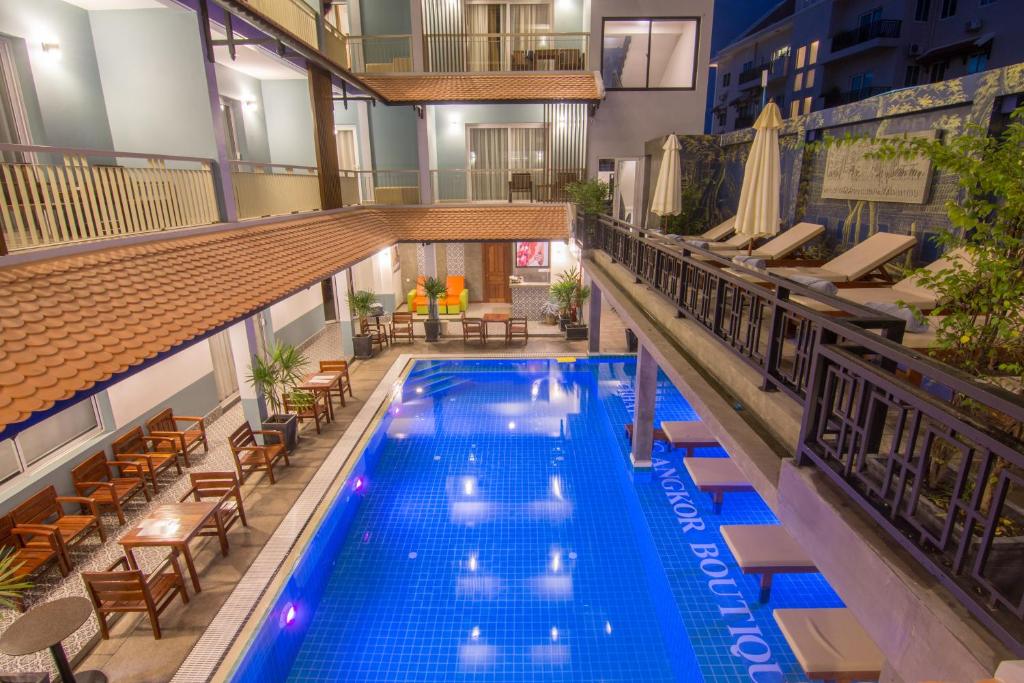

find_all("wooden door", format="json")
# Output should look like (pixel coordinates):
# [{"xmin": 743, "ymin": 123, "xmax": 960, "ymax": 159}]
[{"xmin": 483, "ymin": 242, "xmax": 512, "ymax": 302}]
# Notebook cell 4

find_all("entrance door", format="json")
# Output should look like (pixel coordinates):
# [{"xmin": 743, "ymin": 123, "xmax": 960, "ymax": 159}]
[
  {"xmin": 613, "ymin": 158, "xmax": 639, "ymax": 223},
  {"xmin": 482, "ymin": 242, "xmax": 512, "ymax": 302}
]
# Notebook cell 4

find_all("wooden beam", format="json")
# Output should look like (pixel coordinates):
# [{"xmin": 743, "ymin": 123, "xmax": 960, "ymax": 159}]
[{"xmin": 307, "ymin": 64, "xmax": 344, "ymax": 209}]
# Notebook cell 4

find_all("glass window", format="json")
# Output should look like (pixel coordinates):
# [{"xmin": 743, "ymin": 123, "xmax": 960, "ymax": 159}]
[
  {"xmin": 793, "ymin": 72, "xmax": 804, "ymax": 91},
  {"xmin": 914, "ymin": 0, "xmax": 931, "ymax": 20},
  {"xmin": 15, "ymin": 398, "xmax": 101, "ymax": 468},
  {"xmin": 770, "ymin": 45, "xmax": 791, "ymax": 61},
  {"xmin": 802, "ymin": 95, "xmax": 812, "ymax": 114},
  {"xmin": 808, "ymin": 40, "xmax": 819, "ymax": 65},
  {"xmin": 905, "ymin": 64, "xmax": 920, "ymax": 86},
  {"xmin": 929, "ymin": 60, "xmax": 947, "ymax": 82},
  {"xmin": 967, "ymin": 52, "xmax": 988, "ymax": 74},
  {"xmin": 795, "ymin": 45, "xmax": 806, "ymax": 69},
  {"xmin": 722, "ymin": 72, "xmax": 731, "ymax": 87},
  {"xmin": 805, "ymin": 68, "xmax": 815, "ymax": 89},
  {"xmin": 601, "ymin": 18, "xmax": 700, "ymax": 90},
  {"xmin": 940, "ymin": 0, "xmax": 957, "ymax": 18},
  {"xmin": 790, "ymin": 99, "xmax": 800, "ymax": 118}
]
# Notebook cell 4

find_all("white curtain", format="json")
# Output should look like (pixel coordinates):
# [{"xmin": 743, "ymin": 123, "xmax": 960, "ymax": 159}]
[
  {"xmin": 209, "ymin": 330, "xmax": 239, "ymax": 401},
  {"xmin": 335, "ymin": 129, "xmax": 358, "ymax": 170},
  {"xmin": 509, "ymin": 127, "xmax": 546, "ymax": 189},
  {"xmin": 510, "ymin": 3, "xmax": 549, "ymax": 61},
  {"xmin": 466, "ymin": 5, "xmax": 490, "ymax": 72},
  {"xmin": 469, "ymin": 127, "xmax": 508, "ymax": 200}
]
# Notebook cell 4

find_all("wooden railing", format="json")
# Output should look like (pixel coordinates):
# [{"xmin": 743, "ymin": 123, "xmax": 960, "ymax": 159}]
[
  {"xmin": 339, "ymin": 169, "xmax": 420, "ymax": 205},
  {"xmin": 231, "ymin": 161, "xmax": 322, "ymax": 219},
  {"xmin": 241, "ymin": 0, "xmax": 319, "ymax": 49},
  {"xmin": 431, "ymin": 168, "xmax": 584, "ymax": 203},
  {"xmin": 424, "ymin": 32, "xmax": 589, "ymax": 73},
  {"xmin": 344, "ymin": 35, "xmax": 414, "ymax": 73},
  {"xmin": 0, "ymin": 144, "xmax": 219, "ymax": 253},
  {"xmin": 578, "ymin": 214, "xmax": 1024, "ymax": 654}
]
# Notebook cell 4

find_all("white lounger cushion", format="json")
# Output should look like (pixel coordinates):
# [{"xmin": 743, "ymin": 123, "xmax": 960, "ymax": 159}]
[
  {"xmin": 721, "ymin": 525, "xmax": 816, "ymax": 572},
  {"xmin": 773, "ymin": 608, "xmax": 885, "ymax": 680},
  {"xmin": 890, "ymin": 247, "xmax": 971, "ymax": 300},
  {"xmin": 714, "ymin": 222, "xmax": 825, "ymax": 260},
  {"xmin": 708, "ymin": 233, "xmax": 755, "ymax": 250},
  {"xmin": 772, "ymin": 232, "xmax": 917, "ymax": 282},
  {"xmin": 699, "ymin": 216, "xmax": 736, "ymax": 242}
]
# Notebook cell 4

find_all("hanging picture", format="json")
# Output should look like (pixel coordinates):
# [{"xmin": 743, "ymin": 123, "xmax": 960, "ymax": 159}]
[{"xmin": 515, "ymin": 241, "xmax": 550, "ymax": 268}]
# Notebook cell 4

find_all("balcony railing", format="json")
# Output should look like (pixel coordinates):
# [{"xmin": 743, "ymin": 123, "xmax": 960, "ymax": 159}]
[
  {"xmin": 576, "ymin": 214, "xmax": 1024, "ymax": 654},
  {"xmin": 0, "ymin": 143, "xmax": 219, "ymax": 253},
  {"xmin": 340, "ymin": 169, "xmax": 420, "ymax": 205},
  {"xmin": 242, "ymin": 0, "xmax": 319, "ymax": 49},
  {"xmin": 823, "ymin": 85, "xmax": 893, "ymax": 107},
  {"xmin": 431, "ymin": 168, "xmax": 583, "ymax": 203},
  {"xmin": 830, "ymin": 19, "xmax": 902, "ymax": 53},
  {"xmin": 738, "ymin": 55, "xmax": 789, "ymax": 87},
  {"xmin": 424, "ymin": 33, "xmax": 589, "ymax": 73},
  {"xmin": 344, "ymin": 35, "xmax": 414, "ymax": 73},
  {"xmin": 231, "ymin": 161, "xmax": 322, "ymax": 220},
  {"xmin": 738, "ymin": 66, "xmax": 762, "ymax": 85}
]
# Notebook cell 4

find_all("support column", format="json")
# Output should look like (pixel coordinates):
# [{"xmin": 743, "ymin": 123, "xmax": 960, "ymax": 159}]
[
  {"xmin": 196, "ymin": 1, "xmax": 237, "ymax": 223},
  {"xmin": 416, "ymin": 109, "xmax": 433, "ymax": 204},
  {"xmin": 422, "ymin": 243, "xmax": 438, "ymax": 278},
  {"xmin": 587, "ymin": 277, "xmax": 602, "ymax": 353},
  {"xmin": 631, "ymin": 343, "xmax": 658, "ymax": 469},
  {"xmin": 228, "ymin": 316, "xmax": 266, "ymax": 429},
  {"xmin": 307, "ymin": 64, "xmax": 344, "ymax": 209},
  {"xmin": 409, "ymin": 0, "xmax": 425, "ymax": 71},
  {"xmin": 332, "ymin": 269, "xmax": 355, "ymax": 359}
]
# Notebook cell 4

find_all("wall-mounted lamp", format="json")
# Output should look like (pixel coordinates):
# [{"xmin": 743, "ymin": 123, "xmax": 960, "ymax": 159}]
[
  {"xmin": 243, "ymin": 98, "xmax": 258, "ymax": 112},
  {"xmin": 39, "ymin": 39, "xmax": 61, "ymax": 62}
]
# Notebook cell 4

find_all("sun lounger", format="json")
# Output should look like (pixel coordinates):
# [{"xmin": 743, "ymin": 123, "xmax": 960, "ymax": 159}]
[
  {"xmin": 773, "ymin": 608, "xmax": 884, "ymax": 682},
  {"xmin": 712, "ymin": 222, "xmax": 825, "ymax": 260},
  {"xmin": 684, "ymin": 458, "xmax": 753, "ymax": 513},
  {"xmin": 684, "ymin": 216, "xmax": 736, "ymax": 243},
  {"xmin": 707, "ymin": 232, "xmax": 755, "ymax": 251},
  {"xmin": 661, "ymin": 421, "xmax": 719, "ymax": 457},
  {"xmin": 771, "ymin": 232, "xmax": 917, "ymax": 283},
  {"xmin": 721, "ymin": 525, "xmax": 817, "ymax": 602}
]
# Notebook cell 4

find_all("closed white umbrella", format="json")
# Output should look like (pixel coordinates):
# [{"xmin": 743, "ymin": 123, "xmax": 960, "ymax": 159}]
[
  {"xmin": 734, "ymin": 102, "xmax": 782, "ymax": 253},
  {"xmin": 649, "ymin": 134, "xmax": 682, "ymax": 227}
]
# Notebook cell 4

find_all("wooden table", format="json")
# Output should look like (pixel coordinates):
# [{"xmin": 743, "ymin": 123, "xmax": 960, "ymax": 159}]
[
  {"xmin": 482, "ymin": 312, "xmax": 510, "ymax": 340},
  {"xmin": 0, "ymin": 596, "xmax": 108, "ymax": 683},
  {"xmin": 298, "ymin": 371, "xmax": 342, "ymax": 421},
  {"xmin": 119, "ymin": 502, "xmax": 226, "ymax": 593}
]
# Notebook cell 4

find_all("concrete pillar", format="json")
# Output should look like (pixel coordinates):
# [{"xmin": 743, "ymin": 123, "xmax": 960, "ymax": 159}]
[
  {"xmin": 631, "ymin": 343, "xmax": 658, "ymax": 469},
  {"xmin": 409, "ymin": 0, "xmax": 425, "ymax": 71},
  {"xmin": 195, "ymin": 5, "xmax": 238, "ymax": 223},
  {"xmin": 422, "ymin": 243, "xmax": 438, "ymax": 278},
  {"xmin": 587, "ymin": 278, "xmax": 601, "ymax": 353},
  {"xmin": 228, "ymin": 316, "xmax": 267, "ymax": 429},
  {"xmin": 416, "ymin": 110, "xmax": 433, "ymax": 204},
  {"xmin": 332, "ymin": 269, "xmax": 355, "ymax": 359}
]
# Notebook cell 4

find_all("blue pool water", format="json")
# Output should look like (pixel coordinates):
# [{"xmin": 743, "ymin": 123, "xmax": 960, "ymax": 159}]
[{"xmin": 233, "ymin": 357, "xmax": 842, "ymax": 682}]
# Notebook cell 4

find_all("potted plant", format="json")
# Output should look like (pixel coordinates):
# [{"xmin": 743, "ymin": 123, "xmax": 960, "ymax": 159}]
[
  {"xmin": 565, "ymin": 275, "xmax": 591, "ymax": 341},
  {"xmin": 549, "ymin": 278, "xmax": 575, "ymax": 331},
  {"xmin": 540, "ymin": 300, "xmax": 561, "ymax": 325},
  {"xmin": 246, "ymin": 341, "xmax": 307, "ymax": 451},
  {"xmin": 566, "ymin": 178, "xmax": 611, "ymax": 245},
  {"xmin": 0, "ymin": 547, "xmax": 31, "ymax": 609},
  {"xmin": 348, "ymin": 289, "xmax": 377, "ymax": 359},
  {"xmin": 421, "ymin": 276, "xmax": 447, "ymax": 342}
]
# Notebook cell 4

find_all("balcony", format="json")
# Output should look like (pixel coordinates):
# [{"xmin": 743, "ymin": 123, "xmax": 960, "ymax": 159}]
[
  {"xmin": 830, "ymin": 19, "xmax": 902, "ymax": 54},
  {"xmin": 431, "ymin": 168, "xmax": 583, "ymax": 203},
  {"xmin": 737, "ymin": 55, "xmax": 789, "ymax": 89},
  {"xmin": 424, "ymin": 33, "xmax": 589, "ymax": 73},
  {"xmin": 823, "ymin": 85, "xmax": 893, "ymax": 107},
  {"xmin": 0, "ymin": 144, "xmax": 219, "ymax": 253},
  {"xmin": 340, "ymin": 169, "xmax": 421, "ymax": 205},
  {"xmin": 345, "ymin": 35, "xmax": 414, "ymax": 73}
]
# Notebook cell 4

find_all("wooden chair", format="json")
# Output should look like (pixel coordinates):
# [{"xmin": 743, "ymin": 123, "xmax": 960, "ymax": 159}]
[
  {"xmin": 145, "ymin": 408, "xmax": 208, "ymax": 468},
  {"xmin": 228, "ymin": 422, "xmax": 290, "ymax": 485},
  {"xmin": 319, "ymin": 360, "xmax": 353, "ymax": 406},
  {"xmin": 460, "ymin": 312, "xmax": 487, "ymax": 344},
  {"xmin": 111, "ymin": 427, "xmax": 182, "ymax": 493},
  {"xmin": 390, "ymin": 312, "xmax": 415, "ymax": 344},
  {"xmin": 506, "ymin": 317, "xmax": 529, "ymax": 346},
  {"xmin": 71, "ymin": 451, "xmax": 151, "ymax": 525},
  {"xmin": 283, "ymin": 390, "xmax": 330, "ymax": 435},
  {"xmin": 10, "ymin": 485, "xmax": 106, "ymax": 551},
  {"xmin": 179, "ymin": 472, "xmax": 247, "ymax": 547},
  {"xmin": 508, "ymin": 172, "xmax": 534, "ymax": 203},
  {"xmin": 81, "ymin": 556, "xmax": 189, "ymax": 640},
  {"xmin": 360, "ymin": 316, "xmax": 388, "ymax": 353},
  {"xmin": 0, "ymin": 514, "xmax": 70, "ymax": 610}
]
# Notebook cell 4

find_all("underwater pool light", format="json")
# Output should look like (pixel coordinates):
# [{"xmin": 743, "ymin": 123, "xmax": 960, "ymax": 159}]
[{"xmin": 282, "ymin": 603, "xmax": 297, "ymax": 627}]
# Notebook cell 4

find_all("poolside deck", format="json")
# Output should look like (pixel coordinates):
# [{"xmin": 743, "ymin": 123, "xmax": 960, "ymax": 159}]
[{"xmin": 21, "ymin": 302, "xmax": 627, "ymax": 682}]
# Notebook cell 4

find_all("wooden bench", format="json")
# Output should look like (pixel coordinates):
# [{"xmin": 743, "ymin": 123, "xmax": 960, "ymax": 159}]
[
  {"xmin": 721, "ymin": 524, "xmax": 817, "ymax": 602},
  {"xmin": 683, "ymin": 458, "xmax": 753, "ymax": 513},
  {"xmin": 773, "ymin": 608, "xmax": 884, "ymax": 682},
  {"xmin": 662, "ymin": 421, "xmax": 720, "ymax": 457},
  {"xmin": 10, "ymin": 485, "xmax": 105, "ymax": 551}
]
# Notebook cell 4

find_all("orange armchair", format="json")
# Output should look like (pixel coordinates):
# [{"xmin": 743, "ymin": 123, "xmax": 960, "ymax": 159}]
[
  {"xmin": 407, "ymin": 275, "xmax": 429, "ymax": 314},
  {"xmin": 443, "ymin": 275, "xmax": 469, "ymax": 314}
]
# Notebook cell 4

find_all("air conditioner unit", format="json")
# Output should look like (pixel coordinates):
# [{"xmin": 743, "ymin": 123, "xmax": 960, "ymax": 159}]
[
  {"xmin": 906, "ymin": 43, "xmax": 922, "ymax": 57},
  {"xmin": 965, "ymin": 18, "xmax": 982, "ymax": 32}
]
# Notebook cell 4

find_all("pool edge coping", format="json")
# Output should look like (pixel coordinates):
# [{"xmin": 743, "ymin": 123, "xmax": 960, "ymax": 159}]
[{"xmin": 171, "ymin": 352, "xmax": 611, "ymax": 683}]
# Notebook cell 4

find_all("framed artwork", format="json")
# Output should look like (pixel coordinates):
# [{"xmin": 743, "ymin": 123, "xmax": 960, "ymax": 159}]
[{"xmin": 515, "ymin": 241, "xmax": 549, "ymax": 268}]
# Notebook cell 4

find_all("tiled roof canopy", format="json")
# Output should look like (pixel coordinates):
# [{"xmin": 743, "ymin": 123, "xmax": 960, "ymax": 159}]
[
  {"xmin": 0, "ymin": 204, "xmax": 569, "ymax": 437},
  {"xmin": 358, "ymin": 72, "xmax": 605, "ymax": 104}
]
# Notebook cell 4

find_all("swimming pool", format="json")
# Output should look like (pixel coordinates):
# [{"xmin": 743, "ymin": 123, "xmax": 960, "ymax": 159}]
[{"xmin": 230, "ymin": 357, "xmax": 842, "ymax": 682}]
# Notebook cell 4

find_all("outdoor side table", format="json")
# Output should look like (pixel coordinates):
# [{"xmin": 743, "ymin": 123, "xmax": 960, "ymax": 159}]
[{"xmin": 0, "ymin": 596, "xmax": 107, "ymax": 683}]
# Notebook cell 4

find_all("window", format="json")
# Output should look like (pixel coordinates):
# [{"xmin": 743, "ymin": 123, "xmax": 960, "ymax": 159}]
[
  {"xmin": 914, "ymin": 0, "xmax": 930, "ymax": 20},
  {"xmin": 795, "ymin": 45, "xmax": 806, "ymax": 69},
  {"xmin": 722, "ymin": 72, "xmax": 731, "ymax": 87},
  {"xmin": 716, "ymin": 109, "xmax": 727, "ymax": 127},
  {"xmin": 770, "ymin": 45, "xmax": 791, "ymax": 62},
  {"xmin": 929, "ymin": 60, "xmax": 947, "ymax": 82},
  {"xmin": 220, "ymin": 97, "xmax": 243, "ymax": 161},
  {"xmin": 858, "ymin": 7, "xmax": 883, "ymax": 27},
  {"xmin": 905, "ymin": 64, "xmax": 920, "ymax": 86},
  {"xmin": 851, "ymin": 71, "xmax": 874, "ymax": 93},
  {"xmin": 601, "ymin": 18, "xmax": 700, "ymax": 89},
  {"xmin": 940, "ymin": 0, "xmax": 957, "ymax": 18},
  {"xmin": 741, "ymin": 60, "xmax": 754, "ymax": 73},
  {"xmin": 793, "ymin": 72, "xmax": 803, "ymax": 91},
  {"xmin": 803, "ymin": 95, "xmax": 813, "ymax": 114},
  {"xmin": 790, "ymin": 100, "xmax": 800, "ymax": 118},
  {"xmin": 5, "ymin": 399, "xmax": 102, "ymax": 479},
  {"xmin": 967, "ymin": 51, "xmax": 988, "ymax": 74},
  {"xmin": 0, "ymin": 37, "xmax": 32, "ymax": 162},
  {"xmin": 808, "ymin": 40, "xmax": 819, "ymax": 65},
  {"xmin": 805, "ymin": 68, "xmax": 815, "ymax": 89}
]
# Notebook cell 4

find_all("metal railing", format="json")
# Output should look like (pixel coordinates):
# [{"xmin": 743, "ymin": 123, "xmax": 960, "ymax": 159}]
[
  {"xmin": 432, "ymin": 168, "xmax": 583, "ymax": 203},
  {"xmin": 424, "ymin": 32, "xmax": 589, "ymax": 73},
  {"xmin": 0, "ymin": 143, "xmax": 219, "ymax": 253},
  {"xmin": 344, "ymin": 35, "xmax": 414, "ymax": 73},
  {"xmin": 339, "ymin": 169, "xmax": 420, "ymax": 205},
  {"xmin": 831, "ymin": 19, "xmax": 902, "ymax": 53},
  {"xmin": 823, "ymin": 85, "xmax": 893, "ymax": 107},
  {"xmin": 231, "ymin": 161, "xmax": 321, "ymax": 219},
  {"xmin": 576, "ymin": 214, "xmax": 1024, "ymax": 654}
]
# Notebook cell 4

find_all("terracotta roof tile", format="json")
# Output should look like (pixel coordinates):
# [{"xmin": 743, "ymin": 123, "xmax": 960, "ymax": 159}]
[
  {"xmin": 0, "ymin": 204, "xmax": 568, "ymax": 436},
  {"xmin": 358, "ymin": 72, "xmax": 604, "ymax": 104}
]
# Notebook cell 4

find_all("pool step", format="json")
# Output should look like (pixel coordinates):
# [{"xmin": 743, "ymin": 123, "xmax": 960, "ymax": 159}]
[{"xmin": 410, "ymin": 375, "xmax": 471, "ymax": 398}]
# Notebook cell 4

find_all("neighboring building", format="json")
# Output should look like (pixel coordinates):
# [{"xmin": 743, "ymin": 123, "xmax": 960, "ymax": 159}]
[{"xmin": 711, "ymin": 0, "xmax": 1024, "ymax": 133}]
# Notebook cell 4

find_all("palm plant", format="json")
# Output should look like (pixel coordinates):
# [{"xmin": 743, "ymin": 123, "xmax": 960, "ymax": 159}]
[
  {"xmin": 0, "ymin": 547, "xmax": 30, "ymax": 609},
  {"xmin": 421, "ymin": 277, "xmax": 447, "ymax": 320},
  {"xmin": 246, "ymin": 341, "xmax": 309, "ymax": 415},
  {"xmin": 347, "ymin": 290, "xmax": 377, "ymax": 326}
]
